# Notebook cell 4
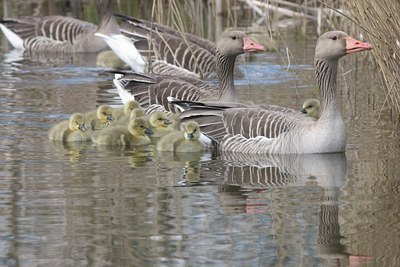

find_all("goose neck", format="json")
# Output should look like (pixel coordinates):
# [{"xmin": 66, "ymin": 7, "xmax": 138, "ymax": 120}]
[
  {"xmin": 96, "ymin": 0, "xmax": 120, "ymax": 34},
  {"xmin": 315, "ymin": 59, "xmax": 339, "ymax": 119},
  {"xmin": 216, "ymin": 52, "xmax": 240, "ymax": 102}
]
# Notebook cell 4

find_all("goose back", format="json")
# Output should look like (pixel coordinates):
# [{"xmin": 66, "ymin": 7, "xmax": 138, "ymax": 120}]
[
  {"xmin": 117, "ymin": 14, "xmax": 244, "ymax": 79},
  {"xmin": 0, "ymin": 0, "xmax": 116, "ymax": 52}
]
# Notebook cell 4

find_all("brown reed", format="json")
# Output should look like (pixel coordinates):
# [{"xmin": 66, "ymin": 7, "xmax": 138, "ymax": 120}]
[{"xmin": 343, "ymin": 0, "xmax": 400, "ymax": 114}]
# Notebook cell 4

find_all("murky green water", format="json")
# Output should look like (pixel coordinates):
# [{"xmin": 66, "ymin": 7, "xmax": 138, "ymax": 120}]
[{"xmin": 1, "ymin": 2, "xmax": 400, "ymax": 267}]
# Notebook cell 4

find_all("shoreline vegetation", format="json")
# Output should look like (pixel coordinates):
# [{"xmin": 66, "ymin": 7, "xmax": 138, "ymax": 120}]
[{"xmin": 1, "ymin": 0, "xmax": 399, "ymax": 114}]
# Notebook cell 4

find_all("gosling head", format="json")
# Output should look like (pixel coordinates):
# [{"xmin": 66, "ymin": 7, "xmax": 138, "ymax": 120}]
[
  {"xmin": 124, "ymin": 100, "xmax": 141, "ymax": 114},
  {"xmin": 97, "ymin": 105, "xmax": 114, "ymax": 122},
  {"xmin": 69, "ymin": 113, "xmax": 86, "ymax": 132},
  {"xmin": 301, "ymin": 99, "xmax": 320, "ymax": 120},
  {"xmin": 149, "ymin": 111, "xmax": 172, "ymax": 128},
  {"xmin": 128, "ymin": 118, "xmax": 153, "ymax": 137},
  {"xmin": 183, "ymin": 121, "xmax": 201, "ymax": 141},
  {"xmin": 129, "ymin": 108, "xmax": 146, "ymax": 119}
]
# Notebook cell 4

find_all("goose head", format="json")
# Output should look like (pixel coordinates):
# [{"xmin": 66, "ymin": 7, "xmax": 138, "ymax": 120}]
[
  {"xmin": 124, "ymin": 100, "xmax": 141, "ymax": 115},
  {"xmin": 128, "ymin": 118, "xmax": 153, "ymax": 137},
  {"xmin": 301, "ymin": 99, "xmax": 320, "ymax": 120},
  {"xmin": 315, "ymin": 31, "xmax": 373, "ymax": 61},
  {"xmin": 183, "ymin": 121, "xmax": 201, "ymax": 141},
  {"xmin": 69, "ymin": 113, "xmax": 86, "ymax": 132},
  {"xmin": 216, "ymin": 31, "xmax": 265, "ymax": 57},
  {"xmin": 149, "ymin": 111, "xmax": 172, "ymax": 129},
  {"xmin": 97, "ymin": 105, "xmax": 114, "ymax": 122},
  {"xmin": 129, "ymin": 108, "xmax": 146, "ymax": 119}
]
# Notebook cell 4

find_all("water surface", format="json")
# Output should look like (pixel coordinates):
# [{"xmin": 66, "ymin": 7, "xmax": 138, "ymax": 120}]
[{"xmin": 0, "ymin": 10, "xmax": 399, "ymax": 267}]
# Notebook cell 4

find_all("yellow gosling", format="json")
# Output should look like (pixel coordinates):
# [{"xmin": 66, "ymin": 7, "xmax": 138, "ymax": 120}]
[
  {"xmin": 301, "ymin": 99, "xmax": 320, "ymax": 120},
  {"xmin": 96, "ymin": 50, "xmax": 129, "ymax": 69},
  {"xmin": 85, "ymin": 105, "xmax": 114, "ymax": 130},
  {"xmin": 49, "ymin": 113, "xmax": 91, "ymax": 142},
  {"xmin": 113, "ymin": 100, "xmax": 141, "ymax": 121},
  {"xmin": 116, "ymin": 107, "xmax": 145, "ymax": 126},
  {"xmin": 92, "ymin": 117, "xmax": 153, "ymax": 147},
  {"xmin": 149, "ymin": 111, "xmax": 173, "ymax": 137},
  {"xmin": 157, "ymin": 121, "xmax": 204, "ymax": 152}
]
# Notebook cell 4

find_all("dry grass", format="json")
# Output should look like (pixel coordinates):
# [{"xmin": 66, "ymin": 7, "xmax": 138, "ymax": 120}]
[{"xmin": 342, "ymin": 0, "xmax": 400, "ymax": 114}]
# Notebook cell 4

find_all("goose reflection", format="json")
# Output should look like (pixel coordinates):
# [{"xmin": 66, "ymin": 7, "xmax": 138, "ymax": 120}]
[{"xmin": 216, "ymin": 152, "xmax": 372, "ymax": 266}]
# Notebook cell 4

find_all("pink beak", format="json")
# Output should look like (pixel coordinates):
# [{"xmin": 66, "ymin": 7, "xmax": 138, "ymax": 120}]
[
  {"xmin": 345, "ymin": 36, "xmax": 373, "ymax": 54},
  {"xmin": 243, "ymin": 37, "xmax": 265, "ymax": 52}
]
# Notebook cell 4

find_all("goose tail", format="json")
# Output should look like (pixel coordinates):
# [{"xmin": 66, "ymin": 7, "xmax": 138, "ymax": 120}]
[
  {"xmin": 114, "ymin": 76, "xmax": 136, "ymax": 105},
  {"xmin": 0, "ymin": 23, "xmax": 24, "ymax": 50},
  {"xmin": 95, "ymin": 32, "xmax": 147, "ymax": 73}
]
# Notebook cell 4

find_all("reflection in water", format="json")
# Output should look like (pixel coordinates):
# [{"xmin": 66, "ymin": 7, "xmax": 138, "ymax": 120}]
[{"xmin": 216, "ymin": 152, "xmax": 372, "ymax": 266}]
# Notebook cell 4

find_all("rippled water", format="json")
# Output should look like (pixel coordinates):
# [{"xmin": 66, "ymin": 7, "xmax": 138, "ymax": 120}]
[{"xmin": 1, "ymin": 18, "xmax": 400, "ymax": 267}]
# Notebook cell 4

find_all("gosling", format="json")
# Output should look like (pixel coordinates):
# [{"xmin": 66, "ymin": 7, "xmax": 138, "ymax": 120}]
[
  {"xmin": 113, "ymin": 100, "xmax": 141, "ymax": 122},
  {"xmin": 157, "ymin": 121, "xmax": 204, "ymax": 152},
  {"xmin": 85, "ymin": 105, "xmax": 114, "ymax": 130},
  {"xmin": 301, "ymin": 99, "xmax": 320, "ymax": 120},
  {"xmin": 149, "ymin": 111, "xmax": 173, "ymax": 137},
  {"xmin": 49, "ymin": 113, "xmax": 91, "ymax": 142},
  {"xmin": 92, "ymin": 117, "xmax": 153, "ymax": 147},
  {"xmin": 116, "ymin": 107, "xmax": 146, "ymax": 126}
]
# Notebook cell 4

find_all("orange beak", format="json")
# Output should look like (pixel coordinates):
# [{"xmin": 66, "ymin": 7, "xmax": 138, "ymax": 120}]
[
  {"xmin": 345, "ymin": 36, "xmax": 373, "ymax": 54},
  {"xmin": 243, "ymin": 37, "xmax": 265, "ymax": 52}
]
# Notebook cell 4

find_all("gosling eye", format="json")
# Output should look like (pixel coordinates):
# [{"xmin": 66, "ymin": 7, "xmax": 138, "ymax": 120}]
[
  {"xmin": 307, "ymin": 105, "xmax": 313, "ymax": 109},
  {"xmin": 231, "ymin": 36, "xmax": 237, "ymax": 40},
  {"xmin": 193, "ymin": 129, "xmax": 197, "ymax": 132},
  {"xmin": 331, "ymin": 35, "xmax": 338, "ymax": 40},
  {"xmin": 102, "ymin": 112, "xmax": 107, "ymax": 115}
]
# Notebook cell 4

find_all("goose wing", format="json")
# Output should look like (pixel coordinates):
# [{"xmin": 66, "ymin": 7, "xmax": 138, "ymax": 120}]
[
  {"xmin": 1, "ymin": 16, "xmax": 96, "ymax": 43},
  {"xmin": 177, "ymin": 102, "xmax": 311, "ymax": 144},
  {"xmin": 114, "ymin": 72, "xmax": 219, "ymax": 113}
]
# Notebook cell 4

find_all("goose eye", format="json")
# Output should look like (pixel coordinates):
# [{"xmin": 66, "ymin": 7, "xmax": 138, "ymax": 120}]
[
  {"xmin": 232, "ymin": 36, "xmax": 237, "ymax": 40},
  {"xmin": 331, "ymin": 35, "xmax": 337, "ymax": 40},
  {"xmin": 307, "ymin": 105, "xmax": 312, "ymax": 109},
  {"xmin": 193, "ymin": 129, "xmax": 197, "ymax": 132}
]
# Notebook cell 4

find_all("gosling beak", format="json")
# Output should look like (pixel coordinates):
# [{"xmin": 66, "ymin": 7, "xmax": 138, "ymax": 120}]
[
  {"xmin": 300, "ymin": 108, "xmax": 307, "ymax": 114},
  {"xmin": 243, "ymin": 37, "xmax": 265, "ymax": 52},
  {"xmin": 107, "ymin": 114, "xmax": 114, "ymax": 121},
  {"xmin": 345, "ymin": 36, "xmax": 373, "ymax": 54},
  {"xmin": 186, "ymin": 132, "xmax": 194, "ymax": 140},
  {"xmin": 79, "ymin": 124, "xmax": 86, "ymax": 131},
  {"xmin": 145, "ymin": 128, "xmax": 154, "ymax": 136}
]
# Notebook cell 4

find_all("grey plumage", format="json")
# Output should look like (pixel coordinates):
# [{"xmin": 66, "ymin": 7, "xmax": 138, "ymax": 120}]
[{"xmin": 0, "ymin": 0, "xmax": 117, "ymax": 52}]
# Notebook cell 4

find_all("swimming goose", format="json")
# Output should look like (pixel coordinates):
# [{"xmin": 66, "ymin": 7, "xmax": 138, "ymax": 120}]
[
  {"xmin": 92, "ymin": 117, "xmax": 153, "ymax": 147},
  {"xmin": 157, "ymin": 121, "xmax": 204, "ymax": 152},
  {"xmin": 49, "ymin": 113, "xmax": 91, "ymax": 142},
  {"xmin": 149, "ymin": 111, "xmax": 173, "ymax": 137},
  {"xmin": 301, "ymin": 99, "xmax": 320, "ymax": 120},
  {"xmin": 0, "ymin": 0, "xmax": 118, "ymax": 53},
  {"xmin": 172, "ymin": 31, "xmax": 373, "ymax": 154},
  {"xmin": 97, "ymin": 14, "xmax": 244, "ymax": 79},
  {"xmin": 114, "ymin": 31, "xmax": 265, "ymax": 113},
  {"xmin": 85, "ymin": 105, "xmax": 114, "ymax": 130}
]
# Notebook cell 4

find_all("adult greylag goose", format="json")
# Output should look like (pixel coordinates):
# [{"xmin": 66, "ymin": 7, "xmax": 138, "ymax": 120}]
[
  {"xmin": 92, "ymin": 117, "xmax": 153, "ymax": 147},
  {"xmin": 301, "ymin": 98, "xmax": 320, "ymax": 120},
  {"xmin": 157, "ymin": 121, "xmax": 204, "ymax": 152},
  {"xmin": 0, "ymin": 0, "xmax": 117, "ymax": 53},
  {"xmin": 172, "ymin": 31, "xmax": 373, "ymax": 154},
  {"xmin": 114, "ymin": 31, "xmax": 265, "ymax": 113},
  {"xmin": 96, "ymin": 14, "xmax": 244, "ymax": 79},
  {"xmin": 49, "ymin": 113, "xmax": 91, "ymax": 142}
]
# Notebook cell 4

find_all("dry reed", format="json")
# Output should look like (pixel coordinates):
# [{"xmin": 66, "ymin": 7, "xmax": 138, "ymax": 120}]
[{"xmin": 341, "ymin": 0, "xmax": 400, "ymax": 114}]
